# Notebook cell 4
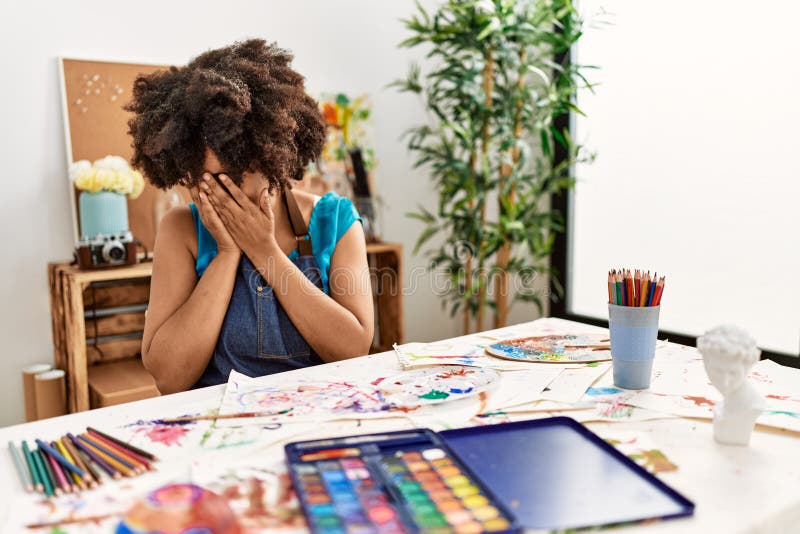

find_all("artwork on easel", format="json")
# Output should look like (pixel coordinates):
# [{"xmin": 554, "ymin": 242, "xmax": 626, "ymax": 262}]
[
  {"xmin": 486, "ymin": 334, "xmax": 612, "ymax": 363},
  {"xmin": 59, "ymin": 57, "xmax": 191, "ymax": 251}
]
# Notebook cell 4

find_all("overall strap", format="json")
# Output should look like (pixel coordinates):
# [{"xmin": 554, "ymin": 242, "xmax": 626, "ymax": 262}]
[{"xmin": 283, "ymin": 189, "xmax": 313, "ymax": 256}]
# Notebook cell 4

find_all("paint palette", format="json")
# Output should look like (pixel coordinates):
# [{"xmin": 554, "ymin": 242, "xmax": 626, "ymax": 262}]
[
  {"xmin": 378, "ymin": 366, "xmax": 499, "ymax": 407},
  {"xmin": 486, "ymin": 334, "xmax": 612, "ymax": 363},
  {"xmin": 286, "ymin": 430, "xmax": 517, "ymax": 533}
]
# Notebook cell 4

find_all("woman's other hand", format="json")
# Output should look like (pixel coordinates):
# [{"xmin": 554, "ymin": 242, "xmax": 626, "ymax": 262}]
[
  {"xmin": 189, "ymin": 183, "xmax": 240, "ymax": 257},
  {"xmin": 201, "ymin": 173, "xmax": 278, "ymax": 268}
]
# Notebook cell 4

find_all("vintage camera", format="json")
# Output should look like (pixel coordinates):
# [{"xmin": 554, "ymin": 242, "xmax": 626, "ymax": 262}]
[{"xmin": 76, "ymin": 231, "xmax": 137, "ymax": 269}]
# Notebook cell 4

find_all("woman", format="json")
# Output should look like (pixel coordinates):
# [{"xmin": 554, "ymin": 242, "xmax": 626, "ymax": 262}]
[{"xmin": 128, "ymin": 40, "xmax": 374, "ymax": 394}]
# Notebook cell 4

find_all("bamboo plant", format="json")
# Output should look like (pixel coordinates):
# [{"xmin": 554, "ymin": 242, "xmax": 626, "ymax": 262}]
[{"xmin": 395, "ymin": 0, "xmax": 593, "ymax": 333}]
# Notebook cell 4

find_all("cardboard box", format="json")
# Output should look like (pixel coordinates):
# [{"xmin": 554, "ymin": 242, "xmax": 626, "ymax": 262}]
[{"xmin": 88, "ymin": 358, "xmax": 159, "ymax": 408}]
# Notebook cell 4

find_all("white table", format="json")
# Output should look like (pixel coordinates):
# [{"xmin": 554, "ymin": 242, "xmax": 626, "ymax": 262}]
[{"xmin": 1, "ymin": 318, "xmax": 798, "ymax": 533}]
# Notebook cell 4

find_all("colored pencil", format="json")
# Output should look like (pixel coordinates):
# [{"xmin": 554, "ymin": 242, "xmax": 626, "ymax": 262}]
[
  {"xmin": 86, "ymin": 427, "xmax": 158, "ymax": 462},
  {"xmin": 607, "ymin": 272, "xmax": 613, "ymax": 304},
  {"xmin": 21, "ymin": 441, "xmax": 43, "ymax": 493},
  {"xmin": 639, "ymin": 274, "xmax": 649, "ymax": 307},
  {"xmin": 646, "ymin": 273, "xmax": 657, "ymax": 306},
  {"xmin": 55, "ymin": 438, "xmax": 86, "ymax": 491},
  {"xmin": 8, "ymin": 441, "xmax": 32, "ymax": 492},
  {"xmin": 68, "ymin": 433, "xmax": 120, "ymax": 480},
  {"xmin": 633, "ymin": 270, "xmax": 640, "ymax": 306},
  {"xmin": 35, "ymin": 439, "xmax": 85, "ymax": 479},
  {"xmin": 615, "ymin": 273, "xmax": 622, "ymax": 306},
  {"xmin": 86, "ymin": 430, "xmax": 151, "ymax": 471},
  {"xmin": 74, "ymin": 446, "xmax": 104, "ymax": 485},
  {"xmin": 45, "ymin": 448, "xmax": 71, "ymax": 493},
  {"xmin": 653, "ymin": 276, "xmax": 665, "ymax": 306},
  {"xmin": 76, "ymin": 436, "xmax": 135, "ymax": 477},
  {"xmin": 40, "ymin": 447, "xmax": 61, "ymax": 496},
  {"xmin": 626, "ymin": 270, "xmax": 634, "ymax": 307},
  {"xmin": 61, "ymin": 435, "xmax": 98, "ymax": 487},
  {"xmin": 621, "ymin": 273, "xmax": 627, "ymax": 306},
  {"xmin": 80, "ymin": 434, "xmax": 141, "ymax": 474},
  {"xmin": 34, "ymin": 448, "xmax": 56, "ymax": 497},
  {"xmin": 52, "ymin": 441, "xmax": 79, "ymax": 492}
]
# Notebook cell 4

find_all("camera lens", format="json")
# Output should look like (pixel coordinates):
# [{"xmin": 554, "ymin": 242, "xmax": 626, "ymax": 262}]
[
  {"xmin": 108, "ymin": 246, "xmax": 124, "ymax": 260},
  {"xmin": 102, "ymin": 240, "xmax": 127, "ymax": 264}
]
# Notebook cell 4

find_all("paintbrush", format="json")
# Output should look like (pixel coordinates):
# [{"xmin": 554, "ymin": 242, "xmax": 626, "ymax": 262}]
[
  {"xmin": 157, "ymin": 409, "xmax": 292, "ymax": 424},
  {"xmin": 25, "ymin": 513, "xmax": 118, "ymax": 529}
]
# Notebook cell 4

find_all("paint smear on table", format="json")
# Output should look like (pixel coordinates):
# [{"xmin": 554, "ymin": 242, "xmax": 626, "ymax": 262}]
[{"xmin": 131, "ymin": 422, "xmax": 192, "ymax": 447}]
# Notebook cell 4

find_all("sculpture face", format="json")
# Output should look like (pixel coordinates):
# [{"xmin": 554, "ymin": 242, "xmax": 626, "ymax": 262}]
[{"xmin": 703, "ymin": 356, "xmax": 747, "ymax": 395}]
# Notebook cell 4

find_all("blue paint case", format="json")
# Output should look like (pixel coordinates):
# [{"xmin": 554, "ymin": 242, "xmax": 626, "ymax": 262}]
[{"xmin": 286, "ymin": 417, "xmax": 694, "ymax": 532}]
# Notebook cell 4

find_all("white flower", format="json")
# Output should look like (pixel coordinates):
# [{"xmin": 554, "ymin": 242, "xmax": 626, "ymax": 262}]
[
  {"xmin": 69, "ymin": 160, "xmax": 92, "ymax": 182},
  {"xmin": 93, "ymin": 155, "xmax": 130, "ymax": 172}
]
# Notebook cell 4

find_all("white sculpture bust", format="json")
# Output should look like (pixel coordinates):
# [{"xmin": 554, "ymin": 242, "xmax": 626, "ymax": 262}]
[{"xmin": 697, "ymin": 325, "xmax": 764, "ymax": 446}]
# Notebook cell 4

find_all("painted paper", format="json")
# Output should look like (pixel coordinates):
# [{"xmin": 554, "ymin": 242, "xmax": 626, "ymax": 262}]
[{"xmin": 377, "ymin": 366, "xmax": 499, "ymax": 407}]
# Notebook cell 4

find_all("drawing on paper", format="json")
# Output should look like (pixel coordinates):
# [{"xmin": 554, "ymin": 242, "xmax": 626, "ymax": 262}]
[
  {"xmin": 486, "ymin": 334, "xmax": 612, "ymax": 363},
  {"xmin": 215, "ymin": 372, "xmax": 401, "ymax": 426},
  {"xmin": 378, "ymin": 366, "xmax": 499, "ymax": 407}
]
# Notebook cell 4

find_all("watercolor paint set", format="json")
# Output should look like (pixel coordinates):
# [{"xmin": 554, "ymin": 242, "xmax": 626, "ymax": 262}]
[{"xmin": 286, "ymin": 417, "xmax": 694, "ymax": 533}]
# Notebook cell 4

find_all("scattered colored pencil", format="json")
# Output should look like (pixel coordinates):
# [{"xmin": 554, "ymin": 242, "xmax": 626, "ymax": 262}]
[
  {"xmin": 79, "ymin": 434, "xmax": 140, "ymax": 474},
  {"xmin": 35, "ymin": 439, "xmax": 85, "ymax": 479},
  {"xmin": 73, "ymin": 446, "xmax": 103, "ymax": 486},
  {"xmin": 54, "ymin": 438, "xmax": 86, "ymax": 491},
  {"xmin": 87, "ymin": 427, "xmax": 158, "ymax": 461},
  {"xmin": 8, "ymin": 441, "xmax": 32, "ymax": 492},
  {"xmin": 61, "ymin": 435, "xmax": 99, "ymax": 488},
  {"xmin": 34, "ymin": 448, "xmax": 56, "ymax": 496},
  {"xmin": 76, "ymin": 435, "xmax": 135, "ymax": 477},
  {"xmin": 11, "ymin": 429, "xmax": 157, "ymax": 497},
  {"xmin": 86, "ymin": 430, "xmax": 151, "ymax": 471},
  {"xmin": 68, "ymin": 433, "xmax": 121, "ymax": 480},
  {"xmin": 45, "ymin": 448, "xmax": 70, "ymax": 494},
  {"xmin": 21, "ymin": 441, "xmax": 43, "ymax": 493},
  {"xmin": 608, "ymin": 268, "xmax": 665, "ymax": 307}
]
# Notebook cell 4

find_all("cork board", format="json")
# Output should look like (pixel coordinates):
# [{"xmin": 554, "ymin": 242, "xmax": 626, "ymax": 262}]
[{"xmin": 59, "ymin": 58, "xmax": 190, "ymax": 251}]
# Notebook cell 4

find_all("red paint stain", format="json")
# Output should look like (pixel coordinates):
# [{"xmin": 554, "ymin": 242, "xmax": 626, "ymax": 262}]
[
  {"xmin": 767, "ymin": 394, "xmax": 790, "ymax": 400},
  {"xmin": 135, "ymin": 424, "xmax": 190, "ymax": 446},
  {"xmin": 683, "ymin": 395, "xmax": 715, "ymax": 407}
]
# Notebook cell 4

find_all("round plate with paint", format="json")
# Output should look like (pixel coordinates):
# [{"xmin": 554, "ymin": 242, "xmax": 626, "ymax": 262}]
[
  {"xmin": 486, "ymin": 334, "xmax": 612, "ymax": 363},
  {"xmin": 378, "ymin": 365, "xmax": 499, "ymax": 407}
]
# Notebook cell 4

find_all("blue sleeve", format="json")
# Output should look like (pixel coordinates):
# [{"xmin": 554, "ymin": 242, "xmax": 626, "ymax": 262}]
[
  {"xmin": 189, "ymin": 203, "xmax": 218, "ymax": 277},
  {"xmin": 310, "ymin": 193, "xmax": 362, "ymax": 294}
]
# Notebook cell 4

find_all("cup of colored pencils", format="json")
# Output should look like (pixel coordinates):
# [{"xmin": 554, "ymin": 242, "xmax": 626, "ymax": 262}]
[
  {"xmin": 607, "ymin": 269, "xmax": 664, "ymax": 307},
  {"xmin": 7, "ymin": 427, "xmax": 158, "ymax": 498},
  {"xmin": 607, "ymin": 269, "xmax": 665, "ymax": 389}
]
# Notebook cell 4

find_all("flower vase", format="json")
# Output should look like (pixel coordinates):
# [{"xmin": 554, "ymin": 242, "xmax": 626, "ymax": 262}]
[{"xmin": 78, "ymin": 190, "xmax": 129, "ymax": 238}]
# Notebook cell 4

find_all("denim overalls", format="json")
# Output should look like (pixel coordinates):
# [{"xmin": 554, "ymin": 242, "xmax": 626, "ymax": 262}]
[{"xmin": 191, "ymin": 190, "xmax": 326, "ymax": 388}]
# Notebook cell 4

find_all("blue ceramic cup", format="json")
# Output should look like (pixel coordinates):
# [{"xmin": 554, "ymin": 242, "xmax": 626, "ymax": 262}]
[{"xmin": 608, "ymin": 304, "xmax": 660, "ymax": 389}]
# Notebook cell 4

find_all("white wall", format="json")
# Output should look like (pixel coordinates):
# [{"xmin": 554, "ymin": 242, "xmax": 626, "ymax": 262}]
[
  {"xmin": 570, "ymin": 0, "xmax": 800, "ymax": 355},
  {"xmin": 0, "ymin": 0, "xmax": 540, "ymax": 426}
]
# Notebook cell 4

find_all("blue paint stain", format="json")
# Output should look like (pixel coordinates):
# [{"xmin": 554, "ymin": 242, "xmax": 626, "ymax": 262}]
[{"xmin": 585, "ymin": 387, "xmax": 623, "ymax": 396}]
